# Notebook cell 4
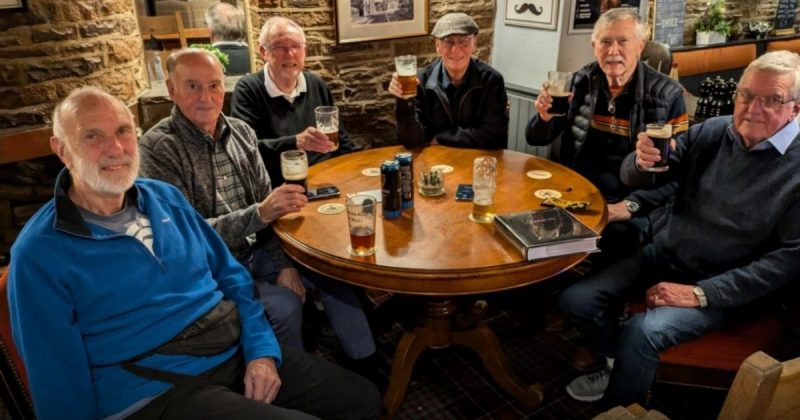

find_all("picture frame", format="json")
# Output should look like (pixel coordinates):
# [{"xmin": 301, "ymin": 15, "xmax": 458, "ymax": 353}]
[
  {"xmin": 334, "ymin": 0, "xmax": 429, "ymax": 44},
  {"xmin": 0, "ymin": 0, "xmax": 28, "ymax": 13},
  {"xmin": 505, "ymin": 0, "xmax": 559, "ymax": 30},
  {"xmin": 568, "ymin": 0, "xmax": 646, "ymax": 34}
]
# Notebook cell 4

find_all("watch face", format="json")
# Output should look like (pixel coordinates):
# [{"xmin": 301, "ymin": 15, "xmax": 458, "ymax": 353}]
[{"xmin": 626, "ymin": 200, "xmax": 639, "ymax": 213}]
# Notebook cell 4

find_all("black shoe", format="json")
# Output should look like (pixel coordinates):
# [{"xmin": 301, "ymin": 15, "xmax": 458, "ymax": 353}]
[{"xmin": 345, "ymin": 353, "xmax": 388, "ymax": 394}]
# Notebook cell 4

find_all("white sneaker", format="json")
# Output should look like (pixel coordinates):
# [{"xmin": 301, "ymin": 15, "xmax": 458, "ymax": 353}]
[{"xmin": 565, "ymin": 367, "xmax": 611, "ymax": 402}]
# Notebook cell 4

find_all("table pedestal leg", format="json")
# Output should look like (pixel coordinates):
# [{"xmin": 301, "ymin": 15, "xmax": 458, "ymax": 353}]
[{"xmin": 382, "ymin": 299, "xmax": 543, "ymax": 419}]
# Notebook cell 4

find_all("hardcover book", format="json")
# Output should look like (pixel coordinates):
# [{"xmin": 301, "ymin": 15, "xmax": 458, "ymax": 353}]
[{"xmin": 494, "ymin": 207, "xmax": 600, "ymax": 261}]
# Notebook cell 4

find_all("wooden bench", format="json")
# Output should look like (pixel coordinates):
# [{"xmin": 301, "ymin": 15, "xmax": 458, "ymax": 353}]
[{"xmin": 672, "ymin": 44, "xmax": 757, "ymax": 95}]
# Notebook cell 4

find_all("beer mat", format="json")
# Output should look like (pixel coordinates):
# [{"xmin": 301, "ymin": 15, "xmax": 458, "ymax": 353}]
[
  {"xmin": 430, "ymin": 164, "xmax": 454, "ymax": 173},
  {"xmin": 526, "ymin": 170, "xmax": 552, "ymax": 180},
  {"xmin": 361, "ymin": 167, "xmax": 380, "ymax": 176},
  {"xmin": 541, "ymin": 196, "xmax": 590, "ymax": 211},
  {"xmin": 317, "ymin": 203, "xmax": 345, "ymax": 215},
  {"xmin": 346, "ymin": 189, "xmax": 382, "ymax": 203},
  {"xmin": 533, "ymin": 189, "xmax": 562, "ymax": 199}
]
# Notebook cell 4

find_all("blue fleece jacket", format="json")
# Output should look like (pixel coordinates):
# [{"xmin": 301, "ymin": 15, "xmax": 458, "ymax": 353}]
[{"xmin": 8, "ymin": 170, "xmax": 281, "ymax": 419}]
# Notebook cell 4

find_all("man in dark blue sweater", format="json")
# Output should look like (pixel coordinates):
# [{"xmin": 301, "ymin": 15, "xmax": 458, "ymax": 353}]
[
  {"xmin": 231, "ymin": 16, "xmax": 354, "ymax": 185},
  {"xmin": 559, "ymin": 50, "xmax": 800, "ymax": 405}
]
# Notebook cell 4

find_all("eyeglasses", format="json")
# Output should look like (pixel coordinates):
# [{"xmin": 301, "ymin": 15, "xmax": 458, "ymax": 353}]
[
  {"xmin": 734, "ymin": 89, "xmax": 796, "ymax": 110},
  {"xmin": 267, "ymin": 43, "xmax": 306, "ymax": 55},
  {"xmin": 439, "ymin": 35, "xmax": 474, "ymax": 49}
]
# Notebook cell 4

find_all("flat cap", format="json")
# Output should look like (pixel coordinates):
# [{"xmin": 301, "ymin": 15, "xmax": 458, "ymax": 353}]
[{"xmin": 431, "ymin": 13, "xmax": 479, "ymax": 38}]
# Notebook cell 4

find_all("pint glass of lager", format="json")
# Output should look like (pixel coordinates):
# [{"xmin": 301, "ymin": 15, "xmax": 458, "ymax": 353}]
[
  {"xmin": 547, "ymin": 70, "xmax": 573, "ymax": 116},
  {"xmin": 346, "ymin": 195, "xmax": 377, "ymax": 256},
  {"xmin": 470, "ymin": 156, "xmax": 497, "ymax": 223},
  {"xmin": 395, "ymin": 55, "xmax": 417, "ymax": 98},
  {"xmin": 314, "ymin": 106, "xmax": 340, "ymax": 151},
  {"xmin": 280, "ymin": 150, "xmax": 308, "ymax": 190},
  {"xmin": 645, "ymin": 123, "xmax": 673, "ymax": 172}
]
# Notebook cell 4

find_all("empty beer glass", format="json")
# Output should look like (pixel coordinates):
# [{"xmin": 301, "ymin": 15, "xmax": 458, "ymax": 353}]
[
  {"xmin": 315, "ymin": 106, "xmax": 340, "ymax": 152},
  {"xmin": 280, "ymin": 150, "xmax": 308, "ymax": 190},
  {"xmin": 547, "ymin": 71, "xmax": 572, "ymax": 116},
  {"xmin": 395, "ymin": 55, "xmax": 417, "ymax": 98},
  {"xmin": 470, "ymin": 156, "xmax": 497, "ymax": 223},
  {"xmin": 645, "ymin": 123, "xmax": 673, "ymax": 172},
  {"xmin": 346, "ymin": 195, "xmax": 377, "ymax": 256}
]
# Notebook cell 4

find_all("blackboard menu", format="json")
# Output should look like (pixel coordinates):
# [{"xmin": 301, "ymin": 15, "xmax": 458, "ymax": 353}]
[
  {"xmin": 571, "ymin": 0, "xmax": 642, "ymax": 32},
  {"xmin": 774, "ymin": 0, "xmax": 798, "ymax": 32},
  {"xmin": 653, "ymin": 0, "xmax": 685, "ymax": 47}
]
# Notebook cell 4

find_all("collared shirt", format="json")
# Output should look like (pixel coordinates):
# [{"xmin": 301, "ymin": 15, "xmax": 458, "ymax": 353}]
[
  {"xmin": 729, "ymin": 118, "xmax": 800, "ymax": 155},
  {"xmin": 263, "ymin": 64, "xmax": 307, "ymax": 103},
  {"xmin": 212, "ymin": 40, "xmax": 248, "ymax": 48}
]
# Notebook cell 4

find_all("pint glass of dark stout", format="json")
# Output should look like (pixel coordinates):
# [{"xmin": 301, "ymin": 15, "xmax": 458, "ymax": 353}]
[
  {"xmin": 395, "ymin": 55, "xmax": 417, "ymax": 98},
  {"xmin": 280, "ymin": 150, "xmax": 308, "ymax": 190},
  {"xmin": 314, "ymin": 106, "xmax": 339, "ymax": 151},
  {"xmin": 547, "ymin": 70, "xmax": 573, "ymax": 116},
  {"xmin": 645, "ymin": 123, "xmax": 673, "ymax": 172},
  {"xmin": 346, "ymin": 195, "xmax": 377, "ymax": 256}
]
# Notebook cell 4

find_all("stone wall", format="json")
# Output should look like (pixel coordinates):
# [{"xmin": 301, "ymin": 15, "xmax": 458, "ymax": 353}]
[
  {"xmin": 680, "ymin": 0, "xmax": 800, "ymax": 44},
  {"xmin": 248, "ymin": 0, "xmax": 497, "ymax": 148},
  {"xmin": 0, "ymin": 0, "xmax": 147, "ymax": 131}
]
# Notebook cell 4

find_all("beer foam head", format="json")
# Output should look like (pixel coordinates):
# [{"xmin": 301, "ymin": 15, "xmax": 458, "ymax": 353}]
[{"xmin": 646, "ymin": 124, "xmax": 672, "ymax": 138}]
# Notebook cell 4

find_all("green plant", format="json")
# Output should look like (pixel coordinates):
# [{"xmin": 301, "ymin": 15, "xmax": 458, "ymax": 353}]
[
  {"xmin": 694, "ymin": 0, "xmax": 731, "ymax": 36},
  {"xmin": 189, "ymin": 43, "xmax": 230, "ymax": 69}
]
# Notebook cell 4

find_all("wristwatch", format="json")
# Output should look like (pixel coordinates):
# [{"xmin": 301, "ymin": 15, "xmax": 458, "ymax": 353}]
[
  {"xmin": 623, "ymin": 200, "xmax": 640, "ymax": 214},
  {"xmin": 693, "ymin": 286, "xmax": 708, "ymax": 308}
]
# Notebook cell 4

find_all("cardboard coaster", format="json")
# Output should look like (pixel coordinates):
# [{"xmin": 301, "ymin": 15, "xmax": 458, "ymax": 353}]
[
  {"xmin": 317, "ymin": 203, "xmax": 345, "ymax": 215},
  {"xmin": 534, "ymin": 189, "xmax": 562, "ymax": 199},
  {"xmin": 526, "ymin": 170, "xmax": 552, "ymax": 180},
  {"xmin": 430, "ymin": 164, "xmax": 454, "ymax": 173},
  {"xmin": 361, "ymin": 167, "xmax": 380, "ymax": 177}
]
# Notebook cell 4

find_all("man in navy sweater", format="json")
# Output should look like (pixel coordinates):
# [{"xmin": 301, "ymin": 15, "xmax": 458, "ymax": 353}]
[
  {"xmin": 231, "ymin": 16, "xmax": 354, "ymax": 185},
  {"xmin": 559, "ymin": 50, "xmax": 800, "ymax": 405}
]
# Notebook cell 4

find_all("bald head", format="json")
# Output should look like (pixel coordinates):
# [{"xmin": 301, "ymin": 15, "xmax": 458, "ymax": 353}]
[
  {"xmin": 52, "ymin": 86, "xmax": 133, "ymax": 147},
  {"xmin": 166, "ymin": 48, "xmax": 226, "ymax": 136}
]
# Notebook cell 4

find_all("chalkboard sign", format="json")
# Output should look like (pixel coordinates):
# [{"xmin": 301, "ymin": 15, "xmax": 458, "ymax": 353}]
[
  {"xmin": 653, "ymin": 0, "xmax": 685, "ymax": 47},
  {"xmin": 774, "ymin": 0, "xmax": 798, "ymax": 33}
]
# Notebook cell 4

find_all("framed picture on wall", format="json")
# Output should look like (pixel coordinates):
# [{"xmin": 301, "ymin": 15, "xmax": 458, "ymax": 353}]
[
  {"xmin": 335, "ymin": 0, "xmax": 429, "ymax": 44},
  {"xmin": 0, "ymin": 0, "xmax": 28, "ymax": 13},
  {"xmin": 568, "ymin": 0, "xmax": 647, "ymax": 34},
  {"xmin": 505, "ymin": 0, "xmax": 559, "ymax": 30}
]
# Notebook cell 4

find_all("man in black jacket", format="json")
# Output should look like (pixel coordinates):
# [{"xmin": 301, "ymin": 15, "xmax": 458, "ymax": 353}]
[
  {"xmin": 388, "ymin": 13, "xmax": 509, "ymax": 149},
  {"xmin": 231, "ymin": 16, "xmax": 354, "ymax": 185},
  {"xmin": 526, "ymin": 8, "xmax": 687, "ymax": 263}
]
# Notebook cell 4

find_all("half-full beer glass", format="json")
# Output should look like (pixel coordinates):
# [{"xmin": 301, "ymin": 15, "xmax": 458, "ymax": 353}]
[
  {"xmin": 280, "ymin": 150, "xmax": 308, "ymax": 190},
  {"xmin": 315, "ymin": 106, "xmax": 340, "ymax": 152},
  {"xmin": 645, "ymin": 123, "xmax": 673, "ymax": 172},
  {"xmin": 395, "ymin": 55, "xmax": 417, "ymax": 98},
  {"xmin": 346, "ymin": 195, "xmax": 377, "ymax": 256},
  {"xmin": 470, "ymin": 156, "xmax": 497, "ymax": 223},
  {"xmin": 547, "ymin": 70, "xmax": 572, "ymax": 116}
]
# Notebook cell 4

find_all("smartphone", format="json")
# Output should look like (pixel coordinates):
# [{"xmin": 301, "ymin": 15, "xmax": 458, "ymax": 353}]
[
  {"xmin": 307, "ymin": 185, "xmax": 341, "ymax": 201},
  {"xmin": 455, "ymin": 184, "xmax": 474, "ymax": 201}
]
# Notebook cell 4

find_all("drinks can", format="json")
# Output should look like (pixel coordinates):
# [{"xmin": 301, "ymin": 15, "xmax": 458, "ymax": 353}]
[
  {"xmin": 395, "ymin": 152, "xmax": 414, "ymax": 209},
  {"xmin": 381, "ymin": 159, "xmax": 402, "ymax": 219}
]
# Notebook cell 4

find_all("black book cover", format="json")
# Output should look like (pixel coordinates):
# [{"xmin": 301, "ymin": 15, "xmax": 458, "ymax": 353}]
[{"xmin": 494, "ymin": 207, "xmax": 600, "ymax": 261}]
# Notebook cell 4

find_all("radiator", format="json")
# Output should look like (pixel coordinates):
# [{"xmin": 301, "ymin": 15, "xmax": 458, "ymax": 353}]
[{"xmin": 507, "ymin": 91, "xmax": 551, "ymax": 159}]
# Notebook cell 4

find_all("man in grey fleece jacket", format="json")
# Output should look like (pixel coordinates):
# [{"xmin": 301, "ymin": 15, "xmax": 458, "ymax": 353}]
[
  {"xmin": 139, "ymin": 49, "xmax": 377, "ymax": 372},
  {"xmin": 558, "ymin": 50, "xmax": 800, "ymax": 406}
]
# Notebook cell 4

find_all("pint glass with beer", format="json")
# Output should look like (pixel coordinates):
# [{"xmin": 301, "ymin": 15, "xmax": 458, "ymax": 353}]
[
  {"xmin": 645, "ymin": 123, "xmax": 673, "ymax": 172},
  {"xmin": 395, "ymin": 55, "xmax": 417, "ymax": 98},
  {"xmin": 470, "ymin": 156, "xmax": 497, "ymax": 223},
  {"xmin": 547, "ymin": 70, "xmax": 573, "ymax": 116},
  {"xmin": 280, "ymin": 150, "xmax": 308, "ymax": 190},
  {"xmin": 315, "ymin": 106, "xmax": 340, "ymax": 152},
  {"xmin": 346, "ymin": 195, "xmax": 377, "ymax": 256}
]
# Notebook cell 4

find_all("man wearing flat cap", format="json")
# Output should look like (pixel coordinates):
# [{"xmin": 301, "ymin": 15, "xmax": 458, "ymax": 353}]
[{"xmin": 389, "ymin": 12, "xmax": 509, "ymax": 149}]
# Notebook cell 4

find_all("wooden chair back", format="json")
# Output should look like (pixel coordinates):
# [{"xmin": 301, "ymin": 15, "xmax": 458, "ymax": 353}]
[
  {"xmin": 0, "ymin": 267, "xmax": 35, "ymax": 419},
  {"xmin": 138, "ymin": 11, "xmax": 188, "ymax": 48},
  {"xmin": 718, "ymin": 351, "xmax": 800, "ymax": 420}
]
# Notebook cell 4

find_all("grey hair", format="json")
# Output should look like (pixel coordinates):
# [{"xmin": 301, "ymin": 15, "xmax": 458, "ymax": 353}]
[
  {"xmin": 258, "ymin": 16, "xmax": 305, "ymax": 48},
  {"xmin": 52, "ymin": 86, "xmax": 132, "ymax": 143},
  {"xmin": 205, "ymin": 2, "xmax": 246, "ymax": 42},
  {"xmin": 740, "ymin": 50, "xmax": 800, "ymax": 100},
  {"xmin": 591, "ymin": 7, "xmax": 646, "ymax": 42},
  {"xmin": 166, "ymin": 48, "xmax": 224, "ymax": 75}
]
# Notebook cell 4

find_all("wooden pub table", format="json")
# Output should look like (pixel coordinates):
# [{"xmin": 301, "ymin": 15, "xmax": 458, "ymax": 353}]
[{"xmin": 272, "ymin": 145, "xmax": 607, "ymax": 418}]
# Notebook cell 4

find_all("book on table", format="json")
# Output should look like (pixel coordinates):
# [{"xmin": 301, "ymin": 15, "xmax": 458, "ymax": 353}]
[{"xmin": 494, "ymin": 207, "xmax": 600, "ymax": 261}]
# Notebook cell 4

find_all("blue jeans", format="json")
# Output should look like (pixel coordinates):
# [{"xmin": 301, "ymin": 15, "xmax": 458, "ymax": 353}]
[
  {"xmin": 559, "ymin": 244, "xmax": 726, "ymax": 404},
  {"xmin": 239, "ymin": 246, "xmax": 376, "ymax": 360}
]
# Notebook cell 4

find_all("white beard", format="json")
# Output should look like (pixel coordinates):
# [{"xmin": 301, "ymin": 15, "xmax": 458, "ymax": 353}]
[{"xmin": 69, "ymin": 149, "xmax": 139, "ymax": 195}]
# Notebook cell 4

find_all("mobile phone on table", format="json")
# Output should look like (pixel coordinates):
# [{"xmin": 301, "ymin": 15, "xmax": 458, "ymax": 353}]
[
  {"xmin": 455, "ymin": 184, "xmax": 474, "ymax": 201},
  {"xmin": 307, "ymin": 185, "xmax": 341, "ymax": 200}
]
